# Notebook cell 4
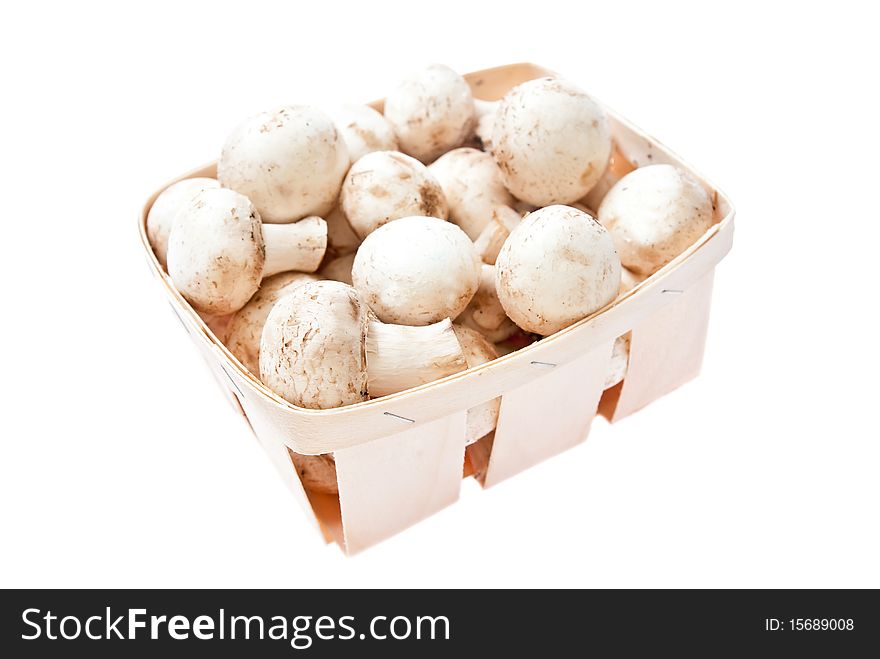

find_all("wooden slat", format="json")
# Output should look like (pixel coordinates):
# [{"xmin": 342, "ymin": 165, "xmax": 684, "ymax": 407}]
[
  {"xmin": 611, "ymin": 271, "xmax": 715, "ymax": 421},
  {"xmin": 334, "ymin": 412, "xmax": 467, "ymax": 554},
  {"xmin": 483, "ymin": 340, "xmax": 613, "ymax": 487}
]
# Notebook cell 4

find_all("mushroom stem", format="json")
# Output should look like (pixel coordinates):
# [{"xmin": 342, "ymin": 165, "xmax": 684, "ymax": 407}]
[
  {"xmin": 473, "ymin": 98, "xmax": 499, "ymax": 151},
  {"xmin": 262, "ymin": 216, "xmax": 328, "ymax": 277},
  {"xmin": 469, "ymin": 265, "xmax": 509, "ymax": 331},
  {"xmin": 474, "ymin": 205, "xmax": 522, "ymax": 264},
  {"xmin": 365, "ymin": 318, "xmax": 467, "ymax": 397}
]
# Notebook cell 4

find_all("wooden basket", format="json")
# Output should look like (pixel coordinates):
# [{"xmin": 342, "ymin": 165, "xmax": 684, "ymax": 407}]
[{"xmin": 139, "ymin": 63, "xmax": 735, "ymax": 554}]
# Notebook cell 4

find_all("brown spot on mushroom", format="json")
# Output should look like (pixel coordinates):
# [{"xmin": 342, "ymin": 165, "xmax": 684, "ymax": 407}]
[{"xmin": 419, "ymin": 182, "xmax": 445, "ymax": 217}]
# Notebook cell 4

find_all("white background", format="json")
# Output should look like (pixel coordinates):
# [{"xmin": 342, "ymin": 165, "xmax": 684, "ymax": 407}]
[{"xmin": 1, "ymin": 1, "xmax": 877, "ymax": 588}]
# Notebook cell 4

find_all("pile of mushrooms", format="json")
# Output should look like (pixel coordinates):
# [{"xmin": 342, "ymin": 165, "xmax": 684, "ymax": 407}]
[{"xmin": 148, "ymin": 64, "xmax": 715, "ymax": 497}]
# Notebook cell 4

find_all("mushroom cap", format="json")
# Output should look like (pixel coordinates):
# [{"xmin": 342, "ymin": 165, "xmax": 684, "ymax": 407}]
[
  {"xmin": 259, "ymin": 280, "xmax": 369, "ymax": 409},
  {"xmin": 495, "ymin": 205, "xmax": 621, "ymax": 335},
  {"xmin": 225, "ymin": 272, "xmax": 318, "ymax": 375},
  {"xmin": 492, "ymin": 77, "xmax": 611, "ymax": 206},
  {"xmin": 429, "ymin": 148, "xmax": 515, "ymax": 240},
  {"xmin": 340, "ymin": 151, "xmax": 448, "ymax": 239},
  {"xmin": 598, "ymin": 164, "xmax": 714, "ymax": 275},
  {"xmin": 329, "ymin": 104, "xmax": 399, "ymax": 163},
  {"xmin": 352, "ymin": 216, "xmax": 481, "ymax": 325},
  {"xmin": 452, "ymin": 324, "xmax": 501, "ymax": 445},
  {"xmin": 147, "ymin": 177, "xmax": 220, "ymax": 269},
  {"xmin": 167, "ymin": 188, "xmax": 265, "ymax": 315},
  {"xmin": 383, "ymin": 64, "xmax": 476, "ymax": 163},
  {"xmin": 217, "ymin": 105, "xmax": 349, "ymax": 224}
]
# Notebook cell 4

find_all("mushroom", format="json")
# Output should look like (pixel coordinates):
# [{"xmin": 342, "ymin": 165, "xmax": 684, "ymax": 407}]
[
  {"xmin": 225, "ymin": 272, "xmax": 318, "ymax": 375},
  {"xmin": 340, "ymin": 151, "xmax": 448, "ymax": 239},
  {"xmin": 352, "ymin": 216, "xmax": 481, "ymax": 326},
  {"xmin": 598, "ymin": 164, "xmax": 714, "ymax": 275},
  {"xmin": 319, "ymin": 252, "xmax": 355, "ymax": 285},
  {"xmin": 492, "ymin": 77, "xmax": 611, "ymax": 206},
  {"xmin": 452, "ymin": 324, "xmax": 501, "ymax": 444},
  {"xmin": 495, "ymin": 205, "xmax": 621, "ymax": 335},
  {"xmin": 259, "ymin": 281, "xmax": 467, "ymax": 407},
  {"xmin": 146, "ymin": 177, "xmax": 219, "ymax": 269},
  {"xmin": 217, "ymin": 105, "xmax": 349, "ymax": 223},
  {"xmin": 455, "ymin": 264, "xmax": 518, "ymax": 343},
  {"xmin": 581, "ymin": 141, "xmax": 636, "ymax": 211},
  {"xmin": 329, "ymin": 104, "xmax": 399, "ymax": 163},
  {"xmin": 167, "ymin": 187, "xmax": 327, "ymax": 315},
  {"xmin": 260, "ymin": 281, "xmax": 368, "ymax": 409},
  {"xmin": 383, "ymin": 64, "xmax": 476, "ymax": 163},
  {"xmin": 428, "ymin": 147, "xmax": 515, "ymax": 240}
]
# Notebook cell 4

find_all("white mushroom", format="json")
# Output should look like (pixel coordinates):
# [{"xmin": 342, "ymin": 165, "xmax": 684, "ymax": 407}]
[
  {"xmin": 260, "ymin": 281, "xmax": 369, "ymax": 409},
  {"xmin": 225, "ymin": 272, "xmax": 318, "ymax": 375},
  {"xmin": 329, "ymin": 104, "xmax": 399, "ymax": 163},
  {"xmin": 340, "ymin": 151, "xmax": 448, "ymax": 239},
  {"xmin": 167, "ymin": 188, "xmax": 327, "ymax": 315},
  {"xmin": 492, "ymin": 77, "xmax": 611, "ymax": 206},
  {"xmin": 352, "ymin": 216, "xmax": 480, "ymax": 326},
  {"xmin": 598, "ymin": 164, "xmax": 714, "ymax": 275},
  {"xmin": 581, "ymin": 141, "xmax": 636, "ymax": 211},
  {"xmin": 452, "ymin": 324, "xmax": 501, "ymax": 444},
  {"xmin": 217, "ymin": 105, "xmax": 349, "ymax": 223},
  {"xmin": 455, "ymin": 264, "xmax": 518, "ymax": 343},
  {"xmin": 146, "ymin": 177, "xmax": 219, "ymax": 269},
  {"xmin": 319, "ymin": 252, "xmax": 355, "ymax": 285},
  {"xmin": 429, "ymin": 147, "xmax": 515, "ymax": 240},
  {"xmin": 260, "ymin": 281, "xmax": 466, "ymax": 407},
  {"xmin": 495, "ymin": 205, "xmax": 621, "ymax": 335},
  {"xmin": 383, "ymin": 64, "xmax": 476, "ymax": 163}
]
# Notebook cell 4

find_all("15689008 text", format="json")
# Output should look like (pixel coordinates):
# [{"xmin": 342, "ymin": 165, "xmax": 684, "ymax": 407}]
[{"xmin": 765, "ymin": 618, "xmax": 854, "ymax": 631}]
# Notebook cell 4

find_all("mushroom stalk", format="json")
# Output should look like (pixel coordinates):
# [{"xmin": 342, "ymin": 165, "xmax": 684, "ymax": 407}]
[
  {"xmin": 456, "ymin": 264, "xmax": 518, "ymax": 343},
  {"xmin": 365, "ymin": 318, "xmax": 467, "ymax": 398},
  {"xmin": 473, "ymin": 98, "xmax": 499, "ymax": 151},
  {"xmin": 262, "ymin": 217, "xmax": 328, "ymax": 277},
  {"xmin": 474, "ymin": 205, "xmax": 522, "ymax": 265}
]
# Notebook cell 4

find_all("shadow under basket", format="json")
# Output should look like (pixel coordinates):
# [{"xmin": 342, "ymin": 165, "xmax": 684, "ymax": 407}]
[{"xmin": 140, "ymin": 62, "xmax": 735, "ymax": 555}]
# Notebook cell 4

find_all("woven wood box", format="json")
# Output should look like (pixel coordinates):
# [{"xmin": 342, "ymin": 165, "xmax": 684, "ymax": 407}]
[{"xmin": 139, "ymin": 63, "xmax": 735, "ymax": 554}]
